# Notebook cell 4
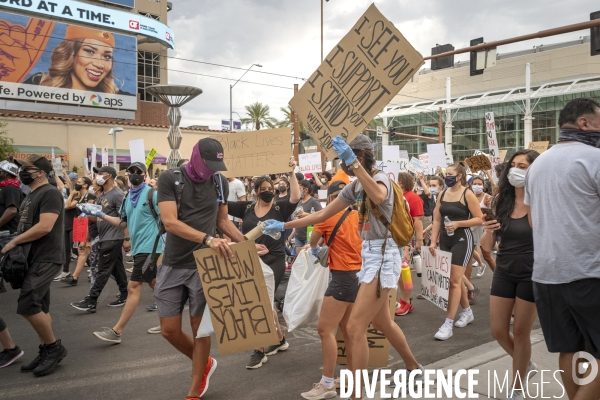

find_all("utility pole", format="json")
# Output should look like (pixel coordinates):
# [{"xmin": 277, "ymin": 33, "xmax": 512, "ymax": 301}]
[
  {"xmin": 438, "ymin": 107, "xmax": 443, "ymax": 144},
  {"xmin": 524, "ymin": 63, "xmax": 533, "ymax": 148},
  {"xmin": 293, "ymin": 84, "xmax": 300, "ymax": 160}
]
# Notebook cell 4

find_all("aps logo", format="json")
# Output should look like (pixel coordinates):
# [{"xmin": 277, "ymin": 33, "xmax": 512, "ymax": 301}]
[
  {"xmin": 129, "ymin": 20, "xmax": 140, "ymax": 30},
  {"xmin": 165, "ymin": 32, "xmax": 171, "ymax": 42},
  {"xmin": 90, "ymin": 94, "xmax": 103, "ymax": 106}
]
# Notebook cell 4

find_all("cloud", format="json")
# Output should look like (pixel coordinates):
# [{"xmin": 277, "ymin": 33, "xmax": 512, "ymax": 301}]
[{"xmin": 165, "ymin": 0, "xmax": 599, "ymax": 128}]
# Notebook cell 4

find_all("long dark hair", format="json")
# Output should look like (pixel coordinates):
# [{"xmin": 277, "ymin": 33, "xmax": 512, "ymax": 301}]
[{"xmin": 491, "ymin": 149, "xmax": 539, "ymax": 236}]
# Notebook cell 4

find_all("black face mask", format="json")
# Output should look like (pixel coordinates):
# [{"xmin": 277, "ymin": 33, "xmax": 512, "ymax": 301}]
[
  {"xmin": 129, "ymin": 174, "xmax": 144, "ymax": 186},
  {"xmin": 19, "ymin": 170, "xmax": 35, "ymax": 185},
  {"xmin": 259, "ymin": 191, "xmax": 275, "ymax": 203},
  {"xmin": 74, "ymin": 184, "xmax": 83, "ymax": 191},
  {"xmin": 278, "ymin": 185, "xmax": 287, "ymax": 193}
]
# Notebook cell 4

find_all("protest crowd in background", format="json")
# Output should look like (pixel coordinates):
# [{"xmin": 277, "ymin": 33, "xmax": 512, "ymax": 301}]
[{"xmin": 0, "ymin": 97, "xmax": 599, "ymax": 400}]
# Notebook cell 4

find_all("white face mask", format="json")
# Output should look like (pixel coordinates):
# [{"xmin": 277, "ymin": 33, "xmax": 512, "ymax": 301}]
[
  {"xmin": 507, "ymin": 167, "xmax": 527, "ymax": 188},
  {"xmin": 96, "ymin": 176, "xmax": 106, "ymax": 186},
  {"xmin": 472, "ymin": 185, "xmax": 484, "ymax": 194}
]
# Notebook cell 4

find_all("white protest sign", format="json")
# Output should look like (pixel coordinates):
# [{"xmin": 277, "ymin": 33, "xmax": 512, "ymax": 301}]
[
  {"xmin": 376, "ymin": 126, "xmax": 383, "ymax": 137},
  {"xmin": 382, "ymin": 145, "xmax": 399, "ymax": 161},
  {"xmin": 289, "ymin": 4, "xmax": 424, "ymax": 160},
  {"xmin": 91, "ymin": 145, "xmax": 97, "ymax": 177},
  {"xmin": 407, "ymin": 157, "xmax": 424, "ymax": 174},
  {"xmin": 299, "ymin": 152, "xmax": 323, "ymax": 173},
  {"xmin": 318, "ymin": 190, "xmax": 328, "ymax": 200},
  {"xmin": 326, "ymin": 161, "xmax": 333, "ymax": 171},
  {"xmin": 484, "ymin": 112, "xmax": 501, "ymax": 169},
  {"xmin": 446, "ymin": 153, "xmax": 454, "ymax": 166},
  {"xmin": 421, "ymin": 249, "xmax": 452, "ymax": 311},
  {"xmin": 377, "ymin": 160, "xmax": 400, "ymax": 183},
  {"xmin": 101, "ymin": 146, "xmax": 109, "ymax": 167},
  {"xmin": 128, "ymin": 139, "xmax": 146, "ymax": 164},
  {"xmin": 419, "ymin": 153, "xmax": 431, "ymax": 174},
  {"xmin": 427, "ymin": 143, "xmax": 447, "ymax": 171},
  {"xmin": 82, "ymin": 157, "xmax": 89, "ymax": 174},
  {"xmin": 398, "ymin": 150, "xmax": 409, "ymax": 160},
  {"xmin": 395, "ymin": 157, "xmax": 410, "ymax": 172}
]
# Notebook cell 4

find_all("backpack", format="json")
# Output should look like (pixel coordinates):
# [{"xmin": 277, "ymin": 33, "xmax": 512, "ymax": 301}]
[{"xmin": 354, "ymin": 169, "xmax": 415, "ymax": 248}]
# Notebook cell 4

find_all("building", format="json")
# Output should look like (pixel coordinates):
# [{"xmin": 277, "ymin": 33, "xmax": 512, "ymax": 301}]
[
  {"xmin": 0, "ymin": 0, "xmax": 223, "ymax": 174},
  {"xmin": 379, "ymin": 36, "xmax": 600, "ymax": 161}
]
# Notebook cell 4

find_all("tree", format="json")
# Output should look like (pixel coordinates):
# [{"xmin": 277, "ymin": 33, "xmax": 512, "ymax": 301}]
[
  {"xmin": 241, "ymin": 102, "xmax": 278, "ymax": 130},
  {"xmin": 277, "ymin": 105, "xmax": 307, "ymax": 132},
  {"xmin": 0, "ymin": 122, "xmax": 15, "ymax": 161},
  {"xmin": 367, "ymin": 119, "xmax": 384, "ymax": 130}
]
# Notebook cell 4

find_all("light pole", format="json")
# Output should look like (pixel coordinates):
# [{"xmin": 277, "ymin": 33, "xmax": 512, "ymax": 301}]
[
  {"xmin": 230, "ymin": 63, "xmax": 262, "ymax": 132},
  {"xmin": 108, "ymin": 127, "xmax": 124, "ymax": 169},
  {"xmin": 321, "ymin": 0, "xmax": 329, "ymax": 61}
]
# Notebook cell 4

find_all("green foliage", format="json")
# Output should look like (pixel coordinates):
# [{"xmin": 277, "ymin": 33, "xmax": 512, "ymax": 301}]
[
  {"xmin": 241, "ymin": 102, "xmax": 278, "ymax": 130},
  {"xmin": 0, "ymin": 122, "xmax": 16, "ymax": 161},
  {"xmin": 72, "ymin": 166, "xmax": 78, "ymax": 172}
]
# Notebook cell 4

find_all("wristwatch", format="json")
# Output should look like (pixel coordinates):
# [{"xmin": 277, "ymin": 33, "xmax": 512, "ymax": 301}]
[
  {"xmin": 205, "ymin": 236, "xmax": 214, "ymax": 246},
  {"xmin": 348, "ymin": 160, "xmax": 361, "ymax": 170},
  {"xmin": 124, "ymin": 237, "xmax": 130, "ymax": 241}
]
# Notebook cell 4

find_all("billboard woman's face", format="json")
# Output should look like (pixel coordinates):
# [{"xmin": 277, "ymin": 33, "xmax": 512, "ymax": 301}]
[{"xmin": 72, "ymin": 38, "xmax": 114, "ymax": 89}]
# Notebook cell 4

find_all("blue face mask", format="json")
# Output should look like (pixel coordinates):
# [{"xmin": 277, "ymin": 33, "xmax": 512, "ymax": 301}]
[
  {"xmin": 445, "ymin": 175, "xmax": 458, "ymax": 188},
  {"xmin": 430, "ymin": 187, "xmax": 439, "ymax": 195}
]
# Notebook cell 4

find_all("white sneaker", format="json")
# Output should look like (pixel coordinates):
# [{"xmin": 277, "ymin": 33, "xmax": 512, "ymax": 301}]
[
  {"xmin": 455, "ymin": 311, "xmax": 474, "ymax": 328},
  {"xmin": 147, "ymin": 326, "xmax": 161, "ymax": 334},
  {"xmin": 476, "ymin": 264, "xmax": 487, "ymax": 277},
  {"xmin": 527, "ymin": 360, "xmax": 538, "ymax": 380},
  {"xmin": 434, "ymin": 322, "xmax": 453, "ymax": 340},
  {"xmin": 472, "ymin": 260, "xmax": 479, "ymax": 267},
  {"xmin": 53, "ymin": 271, "xmax": 69, "ymax": 281},
  {"xmin": 506, "ymin": 390, "xmax": 524, "ymax": 400}
]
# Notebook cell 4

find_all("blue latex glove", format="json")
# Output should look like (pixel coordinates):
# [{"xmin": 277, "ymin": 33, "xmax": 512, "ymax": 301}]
[
  {"xmin": 311, "ymin": 246, "xmax": 321, "ymax": 257},
  {"xmin": 81, "ymin": 204, "xmax": 103, "ymax": 217},
  {"xmin": 262, "ymin": 220, "xmax": 285, "ymax": 235},
  {"xmin": 332, "ymin": 135, "xmax": 356, "ymax": 166}
]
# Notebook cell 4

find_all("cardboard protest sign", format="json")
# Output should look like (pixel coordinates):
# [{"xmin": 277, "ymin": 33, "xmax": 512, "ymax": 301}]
[
  {"xmin": 336, "ymin": 289, "xmax": 396, "ymax": 367},
  {"xmin": 210, "ymin": 128, "xmax": 291, "ymax": 178},
  {"xmin": 289, "ymin": 4, "xmax": 424, "ymax": 160},
  {"xmin": 465, "ymin": 154, "xmax": 492, "ymax": 172},
  {"xmin": 427, "ymin": 143, "xmax": 446, "ymax": 171},
  {"xmin": 299, "ymin": 152, "xmax": 323, "ymax": 173},
  {"xmin": 72, "ymin": 217, "xmax": 88, "ymax": 243},
  {"xmin": 484, "ymin": 112, "xmax": 501, "ymax": 168},
  {"xmin": 421, "ymin": 250, "xmax": 451, "ymax": 311},
  {"xmin": 118, "ymin": 170, "xmax": 127, "ymax": 177},
  {"xmin": 194, "ymin": 240, "xmax": 279, "ymax": 355},
  {"xmin": 528, "ymin": 141, "xmax": 549, "ymax": 153},
  {"xmin": 499, "ymin": 149, "xmax": 508, "ymax": 162}
]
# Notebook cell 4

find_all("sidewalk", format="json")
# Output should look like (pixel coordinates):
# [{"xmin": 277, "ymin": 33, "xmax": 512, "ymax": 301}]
[{"xmin": 349, "ymin": 329, "xmax": 566, "ymax": 399}]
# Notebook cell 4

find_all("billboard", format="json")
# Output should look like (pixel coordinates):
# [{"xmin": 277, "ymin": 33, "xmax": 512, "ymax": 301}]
[
  {"xmin": 221, "ymin": 120, "xmax": 242, "ymax": 131},
  {"xmin": 0, "ymin": 0, "xmax": 174, "ymax": 48},
  {"xmin": 0, "ymin": 12, "xmax": 137, "ymax": 110},
  {"xmin": 95, "ymin": 0, "xmax": 135, "ymax": 8}
]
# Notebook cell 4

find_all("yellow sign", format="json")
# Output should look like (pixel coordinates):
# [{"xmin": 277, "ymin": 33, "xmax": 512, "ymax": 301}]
[
  {"xmin": 145, "ymin": 148, "xmax": 157, "ymax": 167},
  {"xmin": 289, "ymin": 4, "xmax": 424, "ymax": 160},
  {"xmin": 528, "ymin": 141, "xmax": 549, "ymax": 154}
]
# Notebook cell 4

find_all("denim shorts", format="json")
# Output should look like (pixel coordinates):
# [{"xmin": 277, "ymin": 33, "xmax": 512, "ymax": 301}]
[
  {"xmin": 358, "ymin": 239, "xmax": 402, "ymax": 290},
  {"xmin": 294, "ymin": 238, "xmax": 308, "ymax": 247}
]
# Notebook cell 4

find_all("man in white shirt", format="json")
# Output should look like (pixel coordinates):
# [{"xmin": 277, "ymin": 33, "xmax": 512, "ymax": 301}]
[{"xmin": 227, "ymin": 177, "xmax": 246, "ymax": 226}]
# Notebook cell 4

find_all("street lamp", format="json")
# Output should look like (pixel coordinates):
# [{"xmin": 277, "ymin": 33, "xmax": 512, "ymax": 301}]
[
  {"xmin": 230, "ymin": 63, "xmax": 262, "ymax": 132},
  {"xmin": 321, "ymin": 0, "xmax": 330, "ymax": 61},
  {"xmin": 108, "ymin": 127, "xmax": 124, "ymax": 169}
]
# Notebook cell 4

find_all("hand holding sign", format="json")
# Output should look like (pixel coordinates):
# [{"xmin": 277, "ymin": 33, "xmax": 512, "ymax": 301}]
[{"xmin": 332, "ymin": 136, "xmax": 356, "ymax": 166}]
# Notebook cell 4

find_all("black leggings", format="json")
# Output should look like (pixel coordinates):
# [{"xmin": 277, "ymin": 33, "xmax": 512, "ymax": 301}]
[
  {"xmin": 260, "ymin": 253, "xmax": 286, "ymax": 290},
  {"xmin": 439, "ymin": 228, "xmax": 474, "ymax": 267},
  {"xmin": 0, "ymin": 316, "xmax": 6, "ymax": 332}
]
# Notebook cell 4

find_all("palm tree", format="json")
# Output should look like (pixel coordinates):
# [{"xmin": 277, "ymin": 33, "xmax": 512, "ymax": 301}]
[
  {"xmin": 241, "ymin": 102, "xmax": 278, "ymax": 130},
  {"xmin": 277, "ymin": 105, "xmax": 307, "ymax": 132}
]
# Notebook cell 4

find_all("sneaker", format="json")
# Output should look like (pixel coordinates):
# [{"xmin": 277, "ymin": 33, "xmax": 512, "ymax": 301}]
[
  {"xmin": 301, "ymin": 382, "xmax": 337, "ymax": 400},
  {"xmin": 472, "ymin": 260, "xmax": 479, "ymax": 268},
  {"xmin": 0, "ymin": 346, "xmax": 24, "ymax": 368},
  {"xmin": 199, "ymin": 356, "xmax": 217, "ymax": 397},
  {"xmin": 246, "ymin": 349, "xmax": 267, "ymax": 369},
  {"xmin": 93, "ymin": 328, "xmax": 121, "ymax": 344},
  {"xmin": 21, "ymin": 345, "xmax": 43, "ymax": 372},
  {"xmin": 506, "ymin": 390, "xmax": 524, "ymax": 400},
  {"xmin": 126, "ymin": 267, "xmax": 133, "ymax": 273},
  {"xmin": 334, "ymin": 377, "xmax": 340, "ymax": 389},
  {"xmin": 468, "ymin": 286, "xmax": 480, "ymax": 305},
  {"xmin": 53, "ymin": 271, "xmax": 69, "ymax": 281},
  {"xmin": 264, "ymin": 337, "xmax": 289, "ymax": 356},
  {"xmin": 455, "ymin": 310, "xmax": 474, "ymax": 328},
  {"xmin": 527, "ymin": 360, "xmax": 538, "ymax": 380},
  {"xmin": 60, "ymin": 275, "xmax": 78, "ymax": 286},
  {"xmin": 395, "ymin": 299, "xmax": 414, "ymax": 316},
  {"xmin": 147, "ymin": 303, "xmax": 158, "ymax": 312},
  {"xmin": 71, "ymin": 253, "xmax": 78, "ymax": 260},
  {"xmin": 71, "ymin": 298, "xmax": 97, "ymax": 313},
  {"xmin": 434, "ymin": 321, "xmax": 453, "ymax": 340},
  {"xmin": 32, "ymin": 340, "xmax": 67, "ymax": 377},
  {"xmin": 125, "ymin": 252, "xmax": 132, "ymax": 257},
  {"xmin": 148, "ymin": 326, "xmax": 161, "ymax": 334},
  {"xmin": 108, "ymin": 298, "xmax": 126, "ymax": 307},
  {"xmin": 476, "ymin": 264, "xmax": 487, "ymax": 277}
]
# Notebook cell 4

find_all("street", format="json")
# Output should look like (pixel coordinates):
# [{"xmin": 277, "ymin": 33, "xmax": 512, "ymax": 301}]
[{"xmin": 0, "ymin": 261, "xmax": 537, "ymax": 400}]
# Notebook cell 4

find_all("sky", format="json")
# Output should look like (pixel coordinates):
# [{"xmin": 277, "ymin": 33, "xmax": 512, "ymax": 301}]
[{"xmin": 166, "ymin": 0, "xmax": 600, "ymax": 129}]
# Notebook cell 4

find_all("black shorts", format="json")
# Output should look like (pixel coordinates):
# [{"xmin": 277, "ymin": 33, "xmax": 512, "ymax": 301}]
[
  {"xmin": 17, "ymin": 262, "xmax": 62, "ymax": 315},
  {"xmin": 534, "ymin": 279, "xmax": 600, "ymax": 359},
  {"xmin": 439, "ymin": 228, "xmax": 474, "ymax": 267},
  {"xmin": 491, "ymin": 267, "xmax": 534, "ymax": 303},
  {"xmin": 325, "ymin": 270, "xmax": 360, "ymax": 303},
  {"xmin": 130, "ymin": 253, "xmax": 156, "ymax": 283}
]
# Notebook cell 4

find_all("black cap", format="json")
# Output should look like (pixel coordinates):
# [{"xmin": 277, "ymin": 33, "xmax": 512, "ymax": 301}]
[
  {"xmin": 15, "ymin": 154, "xmax": 52, "ymax": 174},
  {"xmin": 127, "ymin": 162, "xmax": 147, "ymax": 174},
  {"xmin": 327, "ymin": 180, "xmax": 347, "ymax": 196},
  {"xmin": 198, "ymin": 138, "xmax": 227, "ymax": 171},
  {"xmin": 295, "ymin": 172, "xmax": 304, "ymax": 182},
  {"xmin": 93, "ymin": 166, "xmax": 117, "ymax": 178}
]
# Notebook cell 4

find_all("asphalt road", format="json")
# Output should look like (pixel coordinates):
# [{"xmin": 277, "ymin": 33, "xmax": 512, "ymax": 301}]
[{"xmin": 0, "ymin": 260, "xmax": 537, "ymax": 400}]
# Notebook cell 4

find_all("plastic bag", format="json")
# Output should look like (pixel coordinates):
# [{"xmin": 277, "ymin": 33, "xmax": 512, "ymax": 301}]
[
  {"xmin": 196, "ymin": 258, "xmax": 276, "ymax": 339},
  {"xmin": 283, "ymin": 249, "xmax": 330, "ymax": 332}
]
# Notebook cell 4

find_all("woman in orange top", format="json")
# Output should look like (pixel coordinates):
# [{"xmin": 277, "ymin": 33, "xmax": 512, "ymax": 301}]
[{"xmin": 300, "ymin": 181, "xmax": 363, "ymax": 400}]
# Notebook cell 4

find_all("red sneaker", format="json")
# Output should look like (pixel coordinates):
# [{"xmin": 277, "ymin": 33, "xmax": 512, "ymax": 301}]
[
  {"xmin": 199, "ymin": 356, "xmax": 217, "ymax": 397},
  {"xmin": 395, "ymin": 300, "xmax": 414, "ymax": 316}
]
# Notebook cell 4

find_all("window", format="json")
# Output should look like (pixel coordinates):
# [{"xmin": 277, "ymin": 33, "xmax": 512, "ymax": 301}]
[
  {"xmin": 137, "ymin": 51, "xmax": 161, "ymax": 102},
  {"xmin": 138, "ymin": 11, "xmax": 160, "ymax": 21}
]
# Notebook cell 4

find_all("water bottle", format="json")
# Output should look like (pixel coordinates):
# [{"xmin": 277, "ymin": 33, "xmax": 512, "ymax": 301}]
[
  {"xmin": 401, "ymin": 262, "xmax": 413, "ymax": 290},
  {"xmin": 444, "ymin": 216, "xmax": 454, "ymax": 236},
  {"xmin": 412, "ymin": 252, "xmax": 422, "ymax": 277},
  {"xmin": 258, "ymin": 221, "xmax": 281, "ymax": 240}
]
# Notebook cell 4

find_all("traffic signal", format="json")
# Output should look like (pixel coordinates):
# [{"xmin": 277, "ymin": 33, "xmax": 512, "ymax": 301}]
[
  {"xmin": 431, "ymin": 44, "xmax": 454, "ymax": 71},
  {"xmin": 591, "ymin": 11, "xmax": 600, "ymax": 56},
  {"xmin": 389, "ymin": 127, "xmax": 396, "ymax": 141},
  {"xmin": 470, "ymin": 37, "xmax": 484, "ymax": 76}
]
